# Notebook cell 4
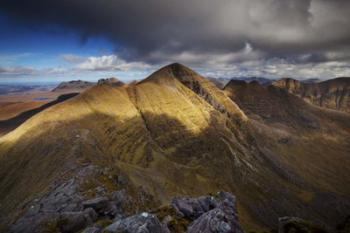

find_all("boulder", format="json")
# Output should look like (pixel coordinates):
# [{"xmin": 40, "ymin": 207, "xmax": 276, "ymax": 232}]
[
  {"xmin": 82, "ymin": 197, "xmax": 117, "ymax": 217},
  {"xmin": 112, "ymin": 189, "xmax": 130, "ymax": 208},
  {"xmin": 171, "ymin": 195, "xmax": 217, "ymax": 219},
  {"xmin": 104, "ymin": 212, "xmax": 170, "ymax": 233},
  {"xmin": 83, "ymin": 197, "xmax": 109, "ymax": 211},
  {"xmin": 81, "ymin": 226, "xmax": 102, "ymax": 233},
  {"xmin": 187, "ymin": 192, "xmax": 244, "ymax": 233}
]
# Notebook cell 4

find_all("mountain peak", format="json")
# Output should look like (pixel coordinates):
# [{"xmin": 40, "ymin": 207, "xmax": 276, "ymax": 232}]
[
  {"xmin": 140, "ymin": 63, "xmax": 198, "ymax": 84},
  {"xmin": 158, "ymin": 62, "xmax": 197, "ymax": 77}
]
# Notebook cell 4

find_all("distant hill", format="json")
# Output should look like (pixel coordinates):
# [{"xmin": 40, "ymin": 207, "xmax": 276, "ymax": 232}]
[
  {"xmin": 301, "ymin": 78, "xmax": 321, "ymax": 84},
  {"xmin": 231, "ymin": 76, "xmax": 275, "ymax": 86},
  {"xmin": 273, "ymin": 77, "xmax": 350, "ymax": 113}
]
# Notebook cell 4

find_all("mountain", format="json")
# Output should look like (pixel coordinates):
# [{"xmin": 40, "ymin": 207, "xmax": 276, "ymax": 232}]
[
  {"xmin": 272, "ymin": 77, "xmax": 350, "ymax": 113},
  {"xmin": 208, "ymin": 77, "xmax": 274, "ymax": 89},
  {"xmin": 301, "ymin": 78, "xmax": 321, "ymax": 84},
  {"xmin": 207, "ymin": 77, "xmax": 231, "ymax": 88},
  {"xmin": 0, "ymin": 64, "xmax": 349, "ymax": 232},
  {"xmin": 52, "ymin": 80, "xmax": 95, "ymax": 92},
  {"xmin": 231, "ymin": 77, "xmax": 274, "ymax": 86}
]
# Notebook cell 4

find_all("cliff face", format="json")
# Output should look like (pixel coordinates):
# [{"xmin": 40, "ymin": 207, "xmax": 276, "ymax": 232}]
[
  {"xmin": 0, "ymin": 64, "xmax": 350, "ymax": 232},
  {"xmin": 272, "ymin": 77, "xmax": 350, "ymax": 113}
]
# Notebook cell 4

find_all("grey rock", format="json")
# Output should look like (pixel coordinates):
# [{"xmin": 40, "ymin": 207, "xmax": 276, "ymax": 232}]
[
  {"xmin": 81, "ymin": 226, "xmax": 102, "ymax": 233},
  {"xmin": 112, "ymin": 189, "xmax": 129, "ymax": 208},
  {"xmin": 9, "ymin": 166, "xmax": 117, "ymax": 233},
  {"xmin": 104, "ymin": 212, "xmax": 170, "ymax": 233},
  {"xmin": 10, "ymin": 213, "xmax": 59, "ymax": 233},
  {"xmin": 187, "ymin": 192, "xmax": 244, "ymax": 233},
  {"xmin": 82, "ymin": 197, "xmax": 117, "ymax": 217},
  {"xmin": 83, "ymin": 197, "xmax": 109, "ymax": 211},
  {"xmin": 172, "ymin": 195, "xmax": 217, "ymax": 219}
]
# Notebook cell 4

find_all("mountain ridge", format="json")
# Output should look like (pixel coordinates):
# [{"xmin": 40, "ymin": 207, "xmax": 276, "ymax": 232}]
[
  {"xmin": 0, "ymin": 64, "xmax": 350, "ymax": 232},
  {"xmin": 272, "ymin": 77, "xmax": 350, "ymax": 113}
]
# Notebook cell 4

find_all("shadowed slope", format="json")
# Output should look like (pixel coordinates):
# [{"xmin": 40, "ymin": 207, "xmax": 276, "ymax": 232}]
[{"xmin": 225, "ymin": 80, "xmax": 350, "ymax": 205}]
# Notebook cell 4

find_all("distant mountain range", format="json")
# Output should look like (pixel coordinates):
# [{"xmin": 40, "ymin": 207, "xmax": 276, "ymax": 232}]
[
  {"xmin": 273, "ymin": 77, "xmax": 350, "ymax": 113},
  {"xmin": 208, "ymin": 76, "xmax": 274, "ymax": 88}
]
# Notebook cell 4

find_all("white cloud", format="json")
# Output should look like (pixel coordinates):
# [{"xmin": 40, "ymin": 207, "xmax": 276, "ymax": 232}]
[{"xmin": 75, "ymin": 55, "xmax": 151, "ymax": 71}]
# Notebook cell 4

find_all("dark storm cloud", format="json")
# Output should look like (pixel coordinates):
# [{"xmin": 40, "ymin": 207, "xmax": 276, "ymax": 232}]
[{"xmin": 1, "ymin": 0, "xmax": 350, "ymax": 65}]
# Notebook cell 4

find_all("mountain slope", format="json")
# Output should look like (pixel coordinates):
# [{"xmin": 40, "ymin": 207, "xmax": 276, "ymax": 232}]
[
  {"xmin": 0, "ymin": 93, "xmax": 78, "ymax": 136},
  {"xmin": 273, "ymin": 77, "xmax": 350, "ymax": 113},
  {"xmin": 0, "ymin": 64, "xmax": 350, "ymax": 232}
]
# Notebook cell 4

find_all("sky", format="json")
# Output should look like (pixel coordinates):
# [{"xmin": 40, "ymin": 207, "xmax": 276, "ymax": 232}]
[{"xmin": 1, "ymin": 0, "xmax": 350, "ymax": 83}]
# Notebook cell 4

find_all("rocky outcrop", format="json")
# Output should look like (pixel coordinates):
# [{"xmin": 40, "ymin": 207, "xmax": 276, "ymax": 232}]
[
  {"xmin": 97, "ymin": 77, "xmax": 124, "ymax": 87},
  {"xmin": 104, "ymin": 212, "xmax": 170, "ymax": 233},
  {"xmin": 187, "ymin": 193, "xmax": 244, "ymax": 233},
  {"xmin": 171, "ymin": 195, "xmax": 216, "ymax": 220},
  {"xmin": 273, "ymin": 78, "xmax": 303, "ymax": 95},
  {"xmin": 102, "ymin": 191, "xmax": 244, "ymax": 233},
  {"xmin": 8, "ymin": 166, "xmax": 150, "ymax": 233},
  {"xmin": 272, "ymin": 77, "xmax": 350, "ymax": 113}
]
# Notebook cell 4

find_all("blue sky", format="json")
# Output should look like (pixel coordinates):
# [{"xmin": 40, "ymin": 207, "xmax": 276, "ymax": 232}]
[{"xmin": 0, "ymin": 12, "xmax": 155, "ymax": 83}]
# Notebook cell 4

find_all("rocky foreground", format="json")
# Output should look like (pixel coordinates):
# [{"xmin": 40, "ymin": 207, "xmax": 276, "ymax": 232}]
[
  {"xmin": 8, "ymin": 165, "xmax": 344, "ymax": 233},
  {"xmin": 9, "ymin": 165, "xmax": 243, "ymax": 233}
]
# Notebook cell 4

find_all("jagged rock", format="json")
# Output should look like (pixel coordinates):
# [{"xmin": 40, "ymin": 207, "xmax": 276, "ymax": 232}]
[
  {"xmin": 104, "ymin": 212, "xmax": 170, "ymax": 233},
  {"xmin": 112, "ymin": 189, "xmax": 129, "ymax": 208},
  {"xmin": 187, "ymin": 192, "xmax": 244, "ymax": 233},
  {"xmin": 83, "ymin": 197, "xmax": 109, "ymax": 210},
  {"xmin": 58, "ymin": 208, "xmax": 98, "ymax": 233},
  {"xmin": 10, "ymin": 178, "xmax": 83, "ymax": 233},
  {"xmin": 82, "ymin": 197, "xmax": 117, "ymax": 217},
  {"xmin": 97, "ymin": 78, "xmax": 124, "ymax": 87},
  {"xmin": 81, "ymin": 226, "xmax": 102, "ymax": 233},
  {"xmin": 171, "ymin": 195, "xmax": 217, "ymax": 219}
]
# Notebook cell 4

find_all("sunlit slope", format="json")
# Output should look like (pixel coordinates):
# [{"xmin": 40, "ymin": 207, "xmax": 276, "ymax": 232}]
[{"xmin": 0, "ymin": 86, "xmax": 142, "ymax": 221}]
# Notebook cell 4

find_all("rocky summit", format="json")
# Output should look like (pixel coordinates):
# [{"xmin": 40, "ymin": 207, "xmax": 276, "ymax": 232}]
[{"xmin": 0, "ymin": 64, "xmax": 349, "ymax": 233}]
